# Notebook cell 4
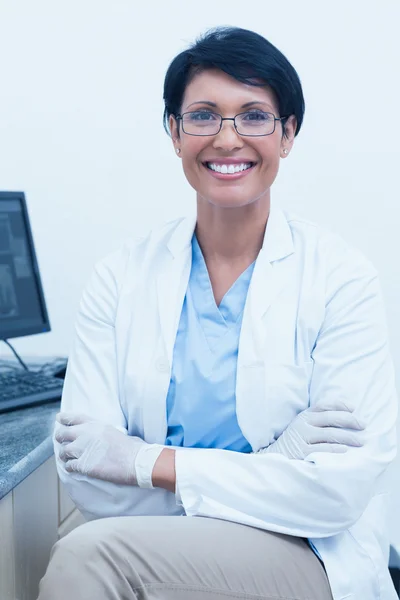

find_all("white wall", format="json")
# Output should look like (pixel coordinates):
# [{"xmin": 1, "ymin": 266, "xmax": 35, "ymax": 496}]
[{"xmin": 1, "ymin": 0, "xmax": 400, "ymax": 542}]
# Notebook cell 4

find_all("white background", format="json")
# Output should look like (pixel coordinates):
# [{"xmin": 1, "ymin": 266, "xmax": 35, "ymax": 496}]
[{"xmin": 1, "ymin": 1, "xmax": 400, "ymax": 544}]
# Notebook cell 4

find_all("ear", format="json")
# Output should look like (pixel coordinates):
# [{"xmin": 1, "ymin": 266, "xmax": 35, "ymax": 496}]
[
  {"xmin": 280, "ymin": 115, "xmax": 297, "ymax": 156},
  {"xmin": 169, "ymin": 115, "xmax": 180, "ymax": 151}
]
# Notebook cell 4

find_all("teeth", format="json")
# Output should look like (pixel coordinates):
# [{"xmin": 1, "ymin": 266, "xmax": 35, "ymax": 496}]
[{"xmin": 207, "ymin": 162, "xmax": 252, "ymax": 174}]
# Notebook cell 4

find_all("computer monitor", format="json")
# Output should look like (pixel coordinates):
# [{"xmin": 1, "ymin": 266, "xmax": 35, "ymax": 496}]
[{"xmin": 0, "ymin": 191, "xmax": 51, "ymax": 340}]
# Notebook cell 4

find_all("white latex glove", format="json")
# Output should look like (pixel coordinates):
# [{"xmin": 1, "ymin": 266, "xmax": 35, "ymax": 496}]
[
  {"xmin": 55, "ymin": 412, "xmax": 164, "ymax": 488},
  {"xmin": 255, "ymin": 398, "xmax": 366, "ymax": 459}
]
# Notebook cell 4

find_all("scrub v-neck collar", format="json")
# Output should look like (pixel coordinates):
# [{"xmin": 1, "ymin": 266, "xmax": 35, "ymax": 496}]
[{"xmin": 190, "ymin": 233, "xmax": 256, "ymax": 329}]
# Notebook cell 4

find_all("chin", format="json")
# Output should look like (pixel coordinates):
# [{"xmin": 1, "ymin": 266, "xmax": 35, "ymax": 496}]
[{"xmin": 205, "ymin": 191, "xmax": 257, "ymax": 209}]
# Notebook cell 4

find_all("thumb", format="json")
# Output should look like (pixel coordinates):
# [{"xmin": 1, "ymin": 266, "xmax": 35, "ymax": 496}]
[
  {"xmin": 306, "ymin": 443, "xmax": 348, "ymax": 455},
  {"xmin": 56, "ymin": 412, "xmax": 93, "ymax": 426},
  {"xmin": 312, "ymin": 397, "xmax": 355, "ymax": 413}
]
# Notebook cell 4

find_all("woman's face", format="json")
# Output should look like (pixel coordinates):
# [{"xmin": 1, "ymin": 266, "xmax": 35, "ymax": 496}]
[{"xmin": 169, "ymin": 69, "xmax": 297, "ymax": 209}]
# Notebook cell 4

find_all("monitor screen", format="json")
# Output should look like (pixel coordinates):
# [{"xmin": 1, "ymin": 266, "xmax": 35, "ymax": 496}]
[{"xmin": 0, "ymin": 192, "xmax": 50, "ymax": 340}]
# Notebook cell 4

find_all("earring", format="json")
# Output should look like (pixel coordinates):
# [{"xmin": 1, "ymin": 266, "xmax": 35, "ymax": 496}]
[
  {"xmin": 283, "ymin": 149, "xmax": 288, "ymax": 155},
  {"xmin": 176, "ymin": 148, "xmax": 181, "ymax": 154}
]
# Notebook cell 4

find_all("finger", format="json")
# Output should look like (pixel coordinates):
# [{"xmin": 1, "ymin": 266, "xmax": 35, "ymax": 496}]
[
  {"xmin": 312, "ymin": 398, "xmax": 355, "ymax": 413},
  {"xmin": 58, "ymin": 442, "xmax": 82, "ymax": 462},
  {"xmin": 56, "ymin": 412, "xmax": 92, "ymax": 426},
  {"xmin": 305, "ymin": 443, "xmax": 348, "ymax": 455},
  {"xmin": 309, "ymin": 427, "xmax": 363, "ymax": 447},
  {"xmin": 65, "ymin": 459, "xmax": 81, "ymax": 473},
  {"xmin": 54, "ymin": 425, "xmax": 78, "ymax": 443},
  {"xmin": 311, "ymin": 410, "xmax": 366, "ymax": 430}
]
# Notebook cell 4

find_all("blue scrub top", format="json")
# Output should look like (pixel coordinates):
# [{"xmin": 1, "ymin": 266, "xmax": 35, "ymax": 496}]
[{"xmin": 165, "ymin": 233, "xmax": 255, "ymax": 452}]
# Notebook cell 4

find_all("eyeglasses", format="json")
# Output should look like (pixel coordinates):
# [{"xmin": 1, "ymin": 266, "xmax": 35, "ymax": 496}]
[{"xmin": 175, "ymin": 110, "xmax": 288, "ymax": 137}]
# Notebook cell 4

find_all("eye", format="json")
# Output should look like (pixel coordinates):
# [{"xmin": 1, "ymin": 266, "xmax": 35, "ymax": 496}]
[
  {"xmin": 186, "ymin": 111, "xmax": 218, "ymax": 121},
  {"xmin": 242, "ymin": 110, "xmax": 272, "ymax": 122}
]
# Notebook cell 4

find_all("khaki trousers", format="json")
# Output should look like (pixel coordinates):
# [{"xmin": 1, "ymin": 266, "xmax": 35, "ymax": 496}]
[{"xmin": 38, "ymin": 515, "xmax": 333, "ymax": 600}]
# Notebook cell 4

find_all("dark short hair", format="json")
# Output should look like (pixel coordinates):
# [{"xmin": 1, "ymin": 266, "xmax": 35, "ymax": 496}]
[{"xmin": 163, "ymin": 26, "xmax": 305, "ymax": 141}]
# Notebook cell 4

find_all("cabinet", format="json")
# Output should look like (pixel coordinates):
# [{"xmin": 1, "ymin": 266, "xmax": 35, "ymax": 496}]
[
  {"xmin": 0, "ymin": 493, "xmax": 15, "ymax": 600},
  {"xmin": 0, "ymin": 456, "xmax": 85, "ymax": 600}
]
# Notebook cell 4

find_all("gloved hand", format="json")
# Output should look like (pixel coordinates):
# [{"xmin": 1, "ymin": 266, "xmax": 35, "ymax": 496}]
[
  {"xmin": 54, "ymin": 412, "xmax": 164, "ymax": 487},
  {"xmin": 255, "ymin": 398, "xmax": 366, "ymax": 459}
]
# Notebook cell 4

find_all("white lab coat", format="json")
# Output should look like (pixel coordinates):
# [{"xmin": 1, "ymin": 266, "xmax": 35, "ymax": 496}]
[{"xmin": 56, "ymin": 201, "xmax": 398, "ymax": 600}]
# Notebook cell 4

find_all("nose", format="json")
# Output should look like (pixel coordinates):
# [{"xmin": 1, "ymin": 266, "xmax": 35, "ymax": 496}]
[{"xmin": 212, "ymin": 119, "xmax": 244, "ymax": 152}]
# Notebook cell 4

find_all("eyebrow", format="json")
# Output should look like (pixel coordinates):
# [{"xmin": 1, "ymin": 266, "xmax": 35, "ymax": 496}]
[{"xmin": 186, "ymin": 100, "xmax": 273, "ymax": 110}]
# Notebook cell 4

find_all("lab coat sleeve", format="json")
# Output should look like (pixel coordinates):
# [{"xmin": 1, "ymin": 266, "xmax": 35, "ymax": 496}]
[
  {"xmin": 54, "ymin": 242, "xmax": 180, "ymax": 521},
  {"xmin": 175, "ymin": 246, "xmax": 398, "ymax": 538}
]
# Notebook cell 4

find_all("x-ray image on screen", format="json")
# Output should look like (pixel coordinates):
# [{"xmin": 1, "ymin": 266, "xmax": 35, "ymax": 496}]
[
  {"xmin": 0, "ymin": 193, "xmax": 49, "ymax": 339},
  {"xmin": 0, "ymin": 264, "xmax": 19, "ymax": 318}
]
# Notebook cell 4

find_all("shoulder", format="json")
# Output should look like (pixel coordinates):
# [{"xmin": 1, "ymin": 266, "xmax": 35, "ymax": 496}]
[
  {"xmin": 282, "ymin": 209, "xmax": 378, "ymax": 281},
  {"xmin": 92, "ymin": 217, "xmax": 186, "ymax": 289}
]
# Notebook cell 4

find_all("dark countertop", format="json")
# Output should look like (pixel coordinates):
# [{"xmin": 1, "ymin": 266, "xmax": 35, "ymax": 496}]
[
  {"xmin": 0, "ymin": 356, "xmax": 67, "ymax": 501},
  {"xmin": 0, "ymin": 400, "xmax": 60, "ymax": 500}
]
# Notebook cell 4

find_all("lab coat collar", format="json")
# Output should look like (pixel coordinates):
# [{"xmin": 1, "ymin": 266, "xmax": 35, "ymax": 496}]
[{"xmin": 166, "ymin": 201, "xmax": 295, "ymax": 263}]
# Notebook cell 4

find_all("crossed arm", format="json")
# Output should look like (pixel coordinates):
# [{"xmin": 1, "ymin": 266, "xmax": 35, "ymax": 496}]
[{"xmin": 55, "ymin": 396, "xmax": 365, "ymax": 495}]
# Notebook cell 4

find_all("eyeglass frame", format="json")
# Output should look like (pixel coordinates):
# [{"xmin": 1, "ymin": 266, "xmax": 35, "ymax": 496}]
[{"xmin": 174, "ymin": 110, "xmax": 289, "ymax": 137}]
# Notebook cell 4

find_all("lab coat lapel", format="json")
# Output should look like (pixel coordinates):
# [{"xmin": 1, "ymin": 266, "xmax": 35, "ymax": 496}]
[
  {"xmin": 156, "ymin": 215, "xmax": 196, "ymax": 365},
  {"xmin": 144, "ymin": 216, "xmax": 196, "ymax": 443},
  {"xmin": 236, "ymin": 203, "xmax": 295, "ymax": 449}
]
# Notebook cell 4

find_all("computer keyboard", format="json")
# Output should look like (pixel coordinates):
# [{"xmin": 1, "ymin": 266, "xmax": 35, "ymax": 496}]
[{"xmin": 0, "ymin": 370, "xmax": 64, "ymax": 413}]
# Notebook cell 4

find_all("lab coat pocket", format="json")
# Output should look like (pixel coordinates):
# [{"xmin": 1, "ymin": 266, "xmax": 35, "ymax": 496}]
[{"xmin": 265, "ymin": 361, "xmax": 313, "ymax": 397}]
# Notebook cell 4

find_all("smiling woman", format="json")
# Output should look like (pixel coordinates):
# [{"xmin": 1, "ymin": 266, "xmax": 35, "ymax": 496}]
[{"xmin": 39, "ymin": 25, "xmax": 398, "ymax": 600}]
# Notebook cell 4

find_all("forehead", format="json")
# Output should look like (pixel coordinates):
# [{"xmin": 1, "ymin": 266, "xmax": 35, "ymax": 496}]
[{"xmin": 181, "ymin": 68, "xmax": 279, "ymax": 112}]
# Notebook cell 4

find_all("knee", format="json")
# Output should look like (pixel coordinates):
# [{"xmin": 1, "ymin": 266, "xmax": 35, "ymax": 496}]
[
  {"xmin": 38, "ymin": 519, "xmax": 124, "ymax": 599},
  {"xmin": 46, "ymin": 519, "xmax": 119, "ymax": 579}
]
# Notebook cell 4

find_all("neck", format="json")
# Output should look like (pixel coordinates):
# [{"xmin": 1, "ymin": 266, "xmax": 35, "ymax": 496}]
[{"xmin": 195, "ymin": 195, "xmax": 270, "ymax": 265}]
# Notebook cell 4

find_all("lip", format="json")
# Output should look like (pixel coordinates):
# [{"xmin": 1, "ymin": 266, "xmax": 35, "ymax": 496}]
[
  {"xmin": 202, "ymin": 162, "xmax": 256, "ymax": 180},
  {"xmin": 203, "ymin": 158, "xmax": 256, "ymax": 165}
]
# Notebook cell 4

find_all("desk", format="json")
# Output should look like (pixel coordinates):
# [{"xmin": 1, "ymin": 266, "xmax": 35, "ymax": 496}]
[
  {"xmin": 0, "ymin": 362, "xmax": 85, "ymax": 600},
  {"xmin": 0, "ymin": 401, "xmax": 59, "ymax": 499}
]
